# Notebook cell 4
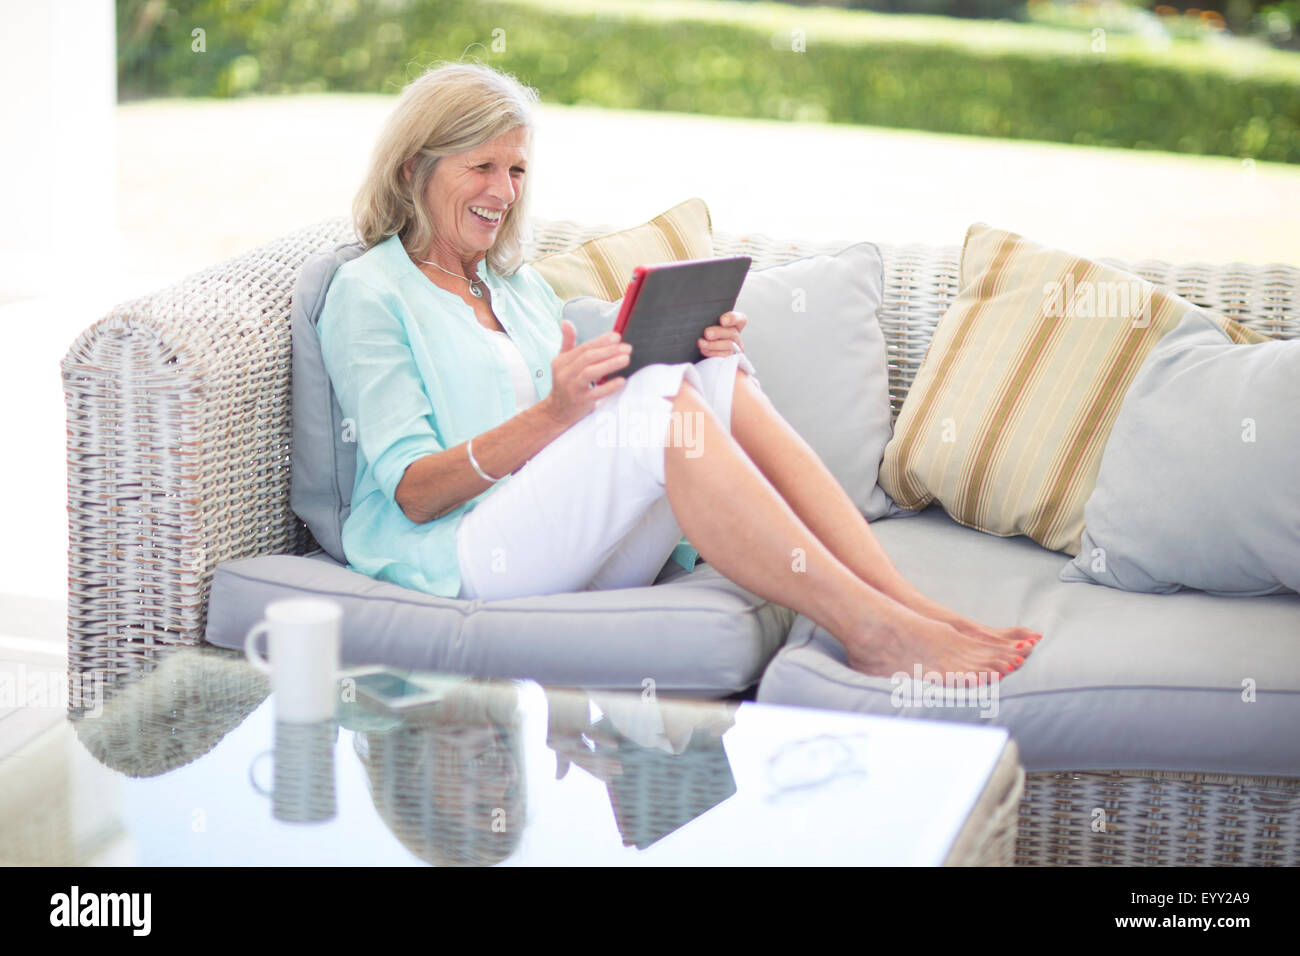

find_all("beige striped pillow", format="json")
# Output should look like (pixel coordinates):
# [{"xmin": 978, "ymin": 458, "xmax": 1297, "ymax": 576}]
[
  {"xmin": 529, "ymin": 197, "xmax": 714, "ymax": 300},
  {"xmin": 879, "ymin": 223, "xmax": 1270, "ymax": 556}
]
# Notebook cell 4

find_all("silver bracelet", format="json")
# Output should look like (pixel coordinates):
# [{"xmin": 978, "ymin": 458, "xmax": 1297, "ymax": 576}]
[{"xmin": 467, "ymin": 436, "xmax": 506, "ymax": 483}]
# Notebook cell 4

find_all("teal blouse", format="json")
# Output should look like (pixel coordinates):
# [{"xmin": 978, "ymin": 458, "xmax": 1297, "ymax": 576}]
[{"xmin": 316, "ymin": 232, "xmax": 699, "ymax": 599}]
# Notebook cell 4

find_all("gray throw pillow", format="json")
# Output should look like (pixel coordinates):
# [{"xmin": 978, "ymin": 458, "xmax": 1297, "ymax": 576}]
[
  {"xmin": 1060, "ymin": 310, "xmax": 1299, "ymax": 596},
  {"xmin": 289, "ymin": 240, "xmax": 365, "ymax": 562},
  {"xmin": 562, "ymin": 243, "xmax": 910, "ymax": 521}
]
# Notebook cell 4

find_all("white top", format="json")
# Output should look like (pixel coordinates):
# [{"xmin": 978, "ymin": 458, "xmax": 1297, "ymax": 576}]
[{"xmin": 489, "ymin": 328, "xmax": 537, "ymax": 411}]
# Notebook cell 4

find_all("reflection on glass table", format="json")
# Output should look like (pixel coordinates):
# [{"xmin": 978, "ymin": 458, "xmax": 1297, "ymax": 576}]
[{"xmin": 0, "ymin": 645, "xmax": 1022, "ymax": 866}]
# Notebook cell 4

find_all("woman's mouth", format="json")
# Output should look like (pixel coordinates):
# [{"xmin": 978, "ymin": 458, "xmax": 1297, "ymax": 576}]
[{"xmin": 469, "ymin": 205, "xmax": 504, "ymax": 226}]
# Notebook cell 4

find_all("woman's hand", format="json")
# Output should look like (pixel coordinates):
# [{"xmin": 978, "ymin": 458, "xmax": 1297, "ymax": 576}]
[
  {"xmin": 698, "ymin": 310, "xmax": 747, "ymax": 359},
  {"xmin": 550, "ymin": 723, "xmax": 625, "ymax": 783},
  {"xmin": 542, "ymin": 320, "xmax": 632, "ymax": 429}
]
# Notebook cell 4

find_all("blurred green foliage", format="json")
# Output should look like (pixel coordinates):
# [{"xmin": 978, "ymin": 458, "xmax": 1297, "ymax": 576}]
[{"xmin": 116, "ymin": 0, "xmax": 1300, "ymax": 162}]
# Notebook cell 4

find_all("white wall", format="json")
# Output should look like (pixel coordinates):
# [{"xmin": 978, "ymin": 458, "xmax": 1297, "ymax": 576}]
[{"xmin": 0, "ymin": 0, "xmax": 118, "ymax": 303}]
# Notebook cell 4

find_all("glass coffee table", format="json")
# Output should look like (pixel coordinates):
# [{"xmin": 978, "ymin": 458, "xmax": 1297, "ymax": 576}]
[{"xmin": 0, "ymin": 645, "xmax": 1023, "ymax": 866}]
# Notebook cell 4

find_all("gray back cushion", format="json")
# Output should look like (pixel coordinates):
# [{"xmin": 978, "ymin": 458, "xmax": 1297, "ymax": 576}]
[
  {"xmin": 1060, "ymin": 310, "xmax": 1300, "ymax": 596},
  {"xmin": 289, "ymin": 241, "xmax": 365, "ymax": 562},
  {"xmin": 563, "ymin": 242, "xmax": 908, "ymax": 520},
  {"xmin": 734, "ymin": 242, "xmax": 906, "ymax": 520}
]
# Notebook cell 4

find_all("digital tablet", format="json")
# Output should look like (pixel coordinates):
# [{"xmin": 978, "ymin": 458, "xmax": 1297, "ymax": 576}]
[{"xmin": 599, "ymin": 255, "xmax": 752, "ymax": 383}]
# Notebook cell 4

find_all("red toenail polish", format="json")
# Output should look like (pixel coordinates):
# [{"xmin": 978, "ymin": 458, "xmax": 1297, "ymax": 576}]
[
  {"xmin": 1014, "ymin": 656, "xmax": 1024, "ymax": 665},
  {"xmin": 1016, "ymin": 641, "xmax": 1027, "ymax": 649}
]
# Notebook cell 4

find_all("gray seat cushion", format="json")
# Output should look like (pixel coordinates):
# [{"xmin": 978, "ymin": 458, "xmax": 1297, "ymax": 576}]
[
  {"xmin": 206, "ymin": 549, "xmax": 795, "ymax": 697},
  {"xmin": 757, "ymin": 506, "xmax": 1300, "ymax": 775}
]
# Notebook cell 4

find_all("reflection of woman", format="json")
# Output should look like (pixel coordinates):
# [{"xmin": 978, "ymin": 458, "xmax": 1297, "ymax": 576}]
[
  {"xmin": 318, "ymin": 60, "xmax": 1039, "ymax": 678},
  {"xmin": 547, "ymin": 693, "xmax": 738, "ymax": 850},
  {"xmin": 353, "ymin": 680, "xmax": 524, "ymax": 867}
]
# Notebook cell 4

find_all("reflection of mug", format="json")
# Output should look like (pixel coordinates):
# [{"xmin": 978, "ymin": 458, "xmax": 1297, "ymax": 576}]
[
  {"xmin": 244, "ymin": 598, "xmax": 342, "ymax": 723},
  {"xmin": 249, "ymin": 719, "xmax": 339, "ymax": 824}
]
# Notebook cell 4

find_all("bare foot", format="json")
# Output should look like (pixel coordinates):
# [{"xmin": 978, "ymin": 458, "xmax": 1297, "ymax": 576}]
[
  {"xmin": 841, "ymin": 602, "xmax": 1023, "ymax": 679},
  {"xmin": 949, "ymin": 619, "xmax": 1042, "ymax": 656},
  {"xmin": 892, "ymin": 590, "xmax": 1041, "ymax": 656}
]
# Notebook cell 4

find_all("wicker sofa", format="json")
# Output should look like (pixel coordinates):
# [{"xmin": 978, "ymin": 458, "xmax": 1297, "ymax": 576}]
[{"xmin": 62, "ymin": 214, "xmax": 1300, "ymax": 865}]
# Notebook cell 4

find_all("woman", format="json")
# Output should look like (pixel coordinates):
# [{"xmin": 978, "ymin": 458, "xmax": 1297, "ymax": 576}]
[{"xmin": 318, "ymin": 61, "xmax": 1040, "ymax": 679}]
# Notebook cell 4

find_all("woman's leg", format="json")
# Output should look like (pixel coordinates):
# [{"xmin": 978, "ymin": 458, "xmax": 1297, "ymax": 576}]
[
  {"xmin": 725, "ymin": 369, "xmax": 1040, "ymax": 651},
  {"xmin": 455, "ymin": 360, "xmax": 718, "ymax": 602},
  {"xmin": 582, "ymin": 352, "xmax": 758, "ymax": 592},
  {"xmin": 581, "ymin": 495, "xmax": 682, "ymax": 591},
  {"xmin": 661, "ymin": 379, "xmax": 1028, "ymax": 678}
]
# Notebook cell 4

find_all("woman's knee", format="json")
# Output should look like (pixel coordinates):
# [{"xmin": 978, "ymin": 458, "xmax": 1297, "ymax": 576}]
[
  {"xmin": 620, "ymin": 363, "xmax": 703, "ymax": 411},
  {"xmin": 683, "ymin": 354, "xmax": 759, "ymax": 432},
  {"xmin": 669, "ymin": 377, "xmax": 704, "ymax": 406}
]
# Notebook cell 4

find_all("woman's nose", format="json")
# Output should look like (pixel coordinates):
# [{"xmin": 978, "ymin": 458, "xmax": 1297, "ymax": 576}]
[{"xmin": 489, "ymin": 168, "xmax": 516, "ymax": 204}]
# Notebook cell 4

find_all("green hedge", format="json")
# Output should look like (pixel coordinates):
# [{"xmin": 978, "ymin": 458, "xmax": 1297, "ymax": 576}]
[{"xmin": 117, "ymin": 0, "xmax": 1300, "ymax": 163}]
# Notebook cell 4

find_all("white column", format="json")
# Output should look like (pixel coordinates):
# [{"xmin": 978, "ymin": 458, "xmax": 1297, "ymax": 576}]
[{"xmin": 0, "ymin": 0, "xmax": 119, "ymax": 303}]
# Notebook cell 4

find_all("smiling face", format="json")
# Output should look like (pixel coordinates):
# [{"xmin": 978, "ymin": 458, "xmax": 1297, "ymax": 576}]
[{"xmin": 418, "ymin": 125, "xmax": 529, "ymax": 271}]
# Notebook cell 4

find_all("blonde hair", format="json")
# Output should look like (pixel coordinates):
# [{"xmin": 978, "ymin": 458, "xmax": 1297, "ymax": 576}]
[{"xmin": 353, "ymin": 60, "xmax": 540, "ymax": 276}]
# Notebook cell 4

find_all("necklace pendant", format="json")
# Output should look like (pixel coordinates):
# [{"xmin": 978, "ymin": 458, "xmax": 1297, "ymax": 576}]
[{"xmin": 469, "ymin": 282, "xmax": 484, "ymax": 298}]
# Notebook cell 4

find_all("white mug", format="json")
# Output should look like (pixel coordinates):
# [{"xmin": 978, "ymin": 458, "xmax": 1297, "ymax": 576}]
[{"xmin": 244, "ymin": 598, "xmax": 342, "ymax": 723}]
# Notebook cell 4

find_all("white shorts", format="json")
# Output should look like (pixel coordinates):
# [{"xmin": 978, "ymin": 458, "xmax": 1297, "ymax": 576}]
[{"xmin": 455, "ymin": 352, "xmax": 761, "ymax": 601}]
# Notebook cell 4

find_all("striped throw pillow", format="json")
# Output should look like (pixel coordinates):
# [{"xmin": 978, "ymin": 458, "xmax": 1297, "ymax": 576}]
[
  {"xmin": 879, "ymin": 223, "xmax": 1270, "ymax": 556},
  {"xmin": 529, "ymin": 197, "xmax": 714, "ymax": 301}
]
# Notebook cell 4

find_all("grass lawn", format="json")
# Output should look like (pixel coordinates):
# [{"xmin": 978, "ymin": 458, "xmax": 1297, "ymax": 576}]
[{"xmin": 512, "ymin": 0, "xmax": 1300, "ymax": 80}]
